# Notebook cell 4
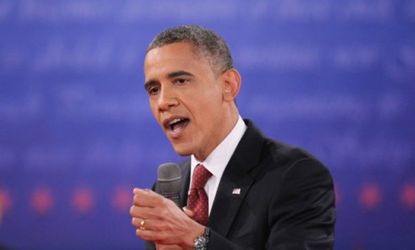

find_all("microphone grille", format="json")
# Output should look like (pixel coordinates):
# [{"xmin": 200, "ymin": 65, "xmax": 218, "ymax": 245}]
[
  {"xmin": 157, "ymin": 162, "xmax": 181, "ymax": 182},
  {"xmin": 156, "ymin": 162, "xmax": 182, "ymax": 206}
]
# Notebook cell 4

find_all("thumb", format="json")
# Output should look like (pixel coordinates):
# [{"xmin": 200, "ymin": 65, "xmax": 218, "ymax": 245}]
[{"xmin": 183, "ymin": 206, "xmax": 194, "ymax": 217}]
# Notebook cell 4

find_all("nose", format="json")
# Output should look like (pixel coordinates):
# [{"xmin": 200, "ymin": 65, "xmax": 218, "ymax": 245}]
[{"xmin": 157, "ymin": 86, "xmax": 178, "ymax": 111}]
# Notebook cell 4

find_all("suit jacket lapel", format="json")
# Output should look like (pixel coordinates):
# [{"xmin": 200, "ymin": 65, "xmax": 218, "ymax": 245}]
[
  {"xmin": 208, "ymin": 120, "xmax": 265, "ymax": 236},
  {"xmin": 179, "ymin": 160, "xmax": 191, "ymax": 208}
]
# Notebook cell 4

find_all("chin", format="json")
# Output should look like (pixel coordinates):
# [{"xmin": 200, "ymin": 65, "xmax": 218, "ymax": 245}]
[{"xmin": 171, "ymin": 144, "xmax": 193, "ymax": 157}]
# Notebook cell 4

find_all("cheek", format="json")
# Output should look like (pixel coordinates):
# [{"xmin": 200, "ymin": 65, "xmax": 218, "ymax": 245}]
[
  {"xmin": 196, "ymin": 90, "xmax": 222, "ymax": 109},
  {"xmin": 193, "ymin": 102, "xmax": 220, "ymax": 127}
]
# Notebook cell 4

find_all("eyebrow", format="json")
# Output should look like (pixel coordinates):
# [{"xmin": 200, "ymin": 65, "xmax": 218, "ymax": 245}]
[
  {"xmin": 167, "ymin": 70, "xmax": 194, "ymax": 78},
  {"xmin": 144, "ymin": 70, "xmax": 195, "ymax": 90}
]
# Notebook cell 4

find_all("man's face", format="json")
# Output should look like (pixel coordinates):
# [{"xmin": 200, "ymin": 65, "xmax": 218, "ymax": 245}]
[{"xmin": 144, "ymin": 42, "xmax": 231, "ymax": 161}]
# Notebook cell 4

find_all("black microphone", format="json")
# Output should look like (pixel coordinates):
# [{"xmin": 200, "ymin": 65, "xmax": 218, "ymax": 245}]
[{"xmin": 156, "ymin": 162, "xmax": 182, "ymax": 207}]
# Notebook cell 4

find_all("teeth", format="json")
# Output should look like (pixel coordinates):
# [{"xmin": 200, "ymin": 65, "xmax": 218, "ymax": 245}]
[{"xmin": 169, "ymin": 118, "xmax": 182, "ymax": 125}]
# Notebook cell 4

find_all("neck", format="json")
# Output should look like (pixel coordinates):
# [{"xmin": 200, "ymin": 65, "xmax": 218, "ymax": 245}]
[{"xmin": 194, "ymin": 106, "xmax": 239, "ymax": 161}]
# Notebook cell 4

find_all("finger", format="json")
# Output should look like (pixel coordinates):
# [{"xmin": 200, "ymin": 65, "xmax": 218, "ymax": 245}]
[
  {"xmin": 131, "ymin": 217, "xmax": 154, "ymax": 231},
  {"xmin": 130, "ymin": 205, "xmax": 160, "ymax": 219},
  {"xmin": 183, "ymin": 207, "xmax": 194, "ymax": 218},
  {"xmin": 129, "ymin": 205, "xmax": 141, "ymax": 217},
  {"xmin": 132, "ymin": 188, "xmax": 163, "ymax": 207},
  {"xmin": 131, "ymin": 217, "xmax": 145, "ymax": 228},
  {"xmin": 133, "ymin": 187, "xmax": 152, "ymax": 194}
]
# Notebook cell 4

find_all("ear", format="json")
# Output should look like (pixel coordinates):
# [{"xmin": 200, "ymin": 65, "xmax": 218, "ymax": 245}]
[{"xmin": 221, "ymin": 68, "xmax": 241, "ymax": 102}]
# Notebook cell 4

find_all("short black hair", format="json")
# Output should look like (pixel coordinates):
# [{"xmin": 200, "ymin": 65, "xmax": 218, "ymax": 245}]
[{"xmin": 147, "ymin": 25, "xmax": 233, "ymax": 73}]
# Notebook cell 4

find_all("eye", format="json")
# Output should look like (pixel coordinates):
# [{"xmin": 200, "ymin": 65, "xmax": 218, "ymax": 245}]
[
  {"xmin": 173, "ymin": 78, "xmax": 190, "ymax": 85},
  {"xmin": 146, "ymin": 85, "xmax": 160, "ymax": 96}
]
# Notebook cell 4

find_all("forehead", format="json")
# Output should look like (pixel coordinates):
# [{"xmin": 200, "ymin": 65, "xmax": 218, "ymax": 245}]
[
  {"xmin": 145, "ymin": 43, "xmax": 200, "ymax": 66},
  {"xmin": 144, "ymin": 42, "xmax": 212, "ymax": 76}
]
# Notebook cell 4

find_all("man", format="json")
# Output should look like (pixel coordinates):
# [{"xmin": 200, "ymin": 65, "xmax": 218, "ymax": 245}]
[{"xmin": 130, "ymin": 25, "xmax": 335, "ymax": 250}]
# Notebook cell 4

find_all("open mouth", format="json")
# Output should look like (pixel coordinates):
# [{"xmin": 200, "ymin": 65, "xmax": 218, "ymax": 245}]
[{"xmin": 165, "ymin": 117, "xmax": 190, "ymax": 133}]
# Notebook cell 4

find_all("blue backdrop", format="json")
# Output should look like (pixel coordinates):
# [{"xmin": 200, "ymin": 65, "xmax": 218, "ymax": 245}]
[{"xmin": 0, "ymin": 0, "xmax": 414, "ymax": 249}]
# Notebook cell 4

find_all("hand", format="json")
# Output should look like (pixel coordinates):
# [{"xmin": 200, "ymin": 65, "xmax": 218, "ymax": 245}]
[
  {"xmin": 156, "ymin": 243, "xmax": 183, "ymax": 250},
  {"xmin": 130, "ymin": 188, "xmax": 204, "ymax": 249}
]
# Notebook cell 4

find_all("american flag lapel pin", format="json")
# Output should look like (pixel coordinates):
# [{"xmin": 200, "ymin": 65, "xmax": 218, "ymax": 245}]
[{"xmin": 232, "ymin": 188, "xmax": 241, "ymax": 195}]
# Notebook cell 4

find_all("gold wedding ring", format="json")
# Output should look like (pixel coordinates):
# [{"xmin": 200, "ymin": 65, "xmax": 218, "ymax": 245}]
[{"xmin": 139, "ymin": 219, "xmax": 146, "ymax": 230}]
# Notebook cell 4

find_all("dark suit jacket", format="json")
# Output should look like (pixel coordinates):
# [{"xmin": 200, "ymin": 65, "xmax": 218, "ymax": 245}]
[{"xmin": 150, "ymin": 120, "xmax": 335, "ymax": 249}]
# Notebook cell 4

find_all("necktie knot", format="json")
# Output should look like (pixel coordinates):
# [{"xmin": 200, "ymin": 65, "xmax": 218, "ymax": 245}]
[{"xmin": 191, "ymin": 164, "xmax": 212, "ymax": 189}]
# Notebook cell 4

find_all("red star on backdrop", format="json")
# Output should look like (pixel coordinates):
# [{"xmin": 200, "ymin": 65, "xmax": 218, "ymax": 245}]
[
  {"xmin": 3, "ymin": 180, "xmax": 414, "ymax": 220},
  {"xmin": 71, "ymin": 186, "xmax": 94, "ymax": 214},
  {"xmin": 401, "ymin": 183, "xmax": 415, "ymax": 210},
  {"xmin": 111, "ymin": 186, "xmax": 131, "ymax": 213},
  {"xmin": 0, "ymin": 187, "xmax": 12, "ymax": 219},
  {"xmin": 31, "ymin": 186, "xmax": 54, "ymax": 215},
  {"xmin": 359, "ymin": 182, "xmax": 382, "ymax": 210}
]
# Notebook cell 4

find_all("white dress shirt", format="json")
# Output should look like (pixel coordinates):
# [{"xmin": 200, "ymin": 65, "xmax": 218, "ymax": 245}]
[{"xmin": 190, "ymin": 116, "xmax": 247, "ymax": 214}]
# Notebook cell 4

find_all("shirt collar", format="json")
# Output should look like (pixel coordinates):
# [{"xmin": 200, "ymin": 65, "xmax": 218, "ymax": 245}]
[{"xmin": 191, "ymin": 116, "xmax": 247, "ymax": 178}]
